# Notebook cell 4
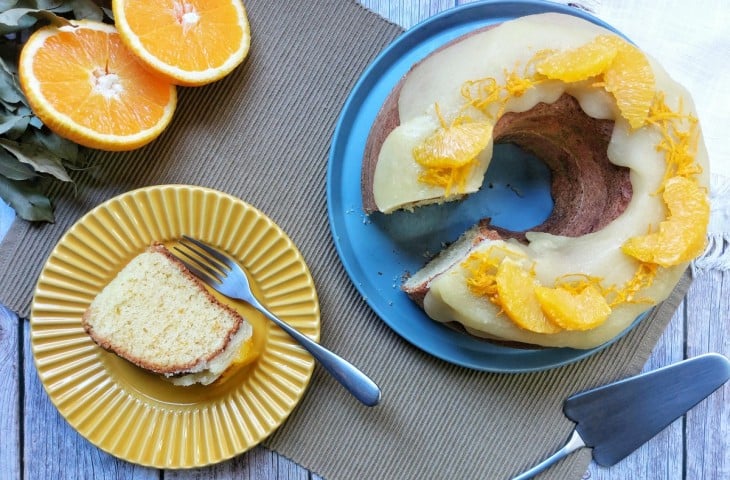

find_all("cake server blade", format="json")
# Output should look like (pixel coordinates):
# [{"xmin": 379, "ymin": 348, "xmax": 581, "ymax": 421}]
[{"xmin": 511, "ymin": 353, "xmax": 730, "ymax": 479}]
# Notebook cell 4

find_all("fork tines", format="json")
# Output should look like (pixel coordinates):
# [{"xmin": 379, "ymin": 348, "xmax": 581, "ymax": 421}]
[{"xmin": 173, "ymin": 236, "xmax": 232, "ymax": 285}]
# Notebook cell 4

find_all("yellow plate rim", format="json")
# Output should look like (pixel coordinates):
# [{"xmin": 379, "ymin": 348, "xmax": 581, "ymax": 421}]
[{"xmin": 30, "ymin": 184, "xmax": 320, "ymax": 468}]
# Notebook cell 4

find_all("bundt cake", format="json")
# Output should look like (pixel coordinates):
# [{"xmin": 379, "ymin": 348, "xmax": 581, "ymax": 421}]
[
  {"xmin": 82, "ymin": 243, "xmax": 253, "ymax": 385},
  {"xmin": 361, "ymin": 13, "xmax": 710, "ymax": 349}
]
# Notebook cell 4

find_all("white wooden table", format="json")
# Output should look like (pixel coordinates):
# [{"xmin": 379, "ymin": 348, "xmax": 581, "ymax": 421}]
[{"xmin": 1, "ymin": 1, "xmax": 727, "ymax": 479}]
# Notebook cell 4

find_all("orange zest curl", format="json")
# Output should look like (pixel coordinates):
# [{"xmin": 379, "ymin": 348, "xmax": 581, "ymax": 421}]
[
  {"xmin": 607, "ymin": 262, "xmax": 660, "ymax": 307},
  {"xmin": 460, "ymin": 78, "xmax": 501, "ymax": 113},
  {"xmin": 504, "ymin": 68, "xmax": 538, "ymax": 97},
  {"xmin": 458, "ymin": 63, "xmax": 544, "ymax": 119},
  {"xmin": 552, "ymin": 273, "xmax": 606, "ymax": 295},
  {"xmin": 462, "ymin": 245, "xmax": 524, "ymax": 304},
  {"xmin": 647, "ymin": 93, "xmax": 703, "ymax": 186}
]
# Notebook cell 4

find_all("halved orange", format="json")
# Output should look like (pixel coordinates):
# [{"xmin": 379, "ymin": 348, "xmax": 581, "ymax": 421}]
[
  {"xmin": 19, "ymin": 21, "xmax": 177, "ymax": 151},
  {"xmin": 113, "ymin": 0, "xmax": 251, "ymax": 86}
]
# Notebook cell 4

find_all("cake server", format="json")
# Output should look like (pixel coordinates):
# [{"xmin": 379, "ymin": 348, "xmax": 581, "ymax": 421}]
[{"xmin": 511, "ymin": 353, "xmax": 730, "ymax": 480}]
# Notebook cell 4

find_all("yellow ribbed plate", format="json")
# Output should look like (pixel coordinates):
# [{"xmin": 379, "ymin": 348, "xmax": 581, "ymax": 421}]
[{"xmin": 30, "ymin": 185, "xmax": 320, "ymax": 468}]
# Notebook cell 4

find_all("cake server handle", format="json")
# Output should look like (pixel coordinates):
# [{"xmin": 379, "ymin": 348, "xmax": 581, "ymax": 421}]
[{"xmin": 511, "ymin": 430, "xmax": 586, "ymax": 480}]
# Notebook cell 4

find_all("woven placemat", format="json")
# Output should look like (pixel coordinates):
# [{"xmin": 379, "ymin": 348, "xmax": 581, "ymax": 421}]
[{"xmin": 0, "ymin": 1, "xmax": 691, "ymax": 478}]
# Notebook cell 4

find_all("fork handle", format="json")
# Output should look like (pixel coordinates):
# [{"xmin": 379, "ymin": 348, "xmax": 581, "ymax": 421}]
[{"xmin": 257, "ymin": 304, "xmax": 382, "ymax": 407}]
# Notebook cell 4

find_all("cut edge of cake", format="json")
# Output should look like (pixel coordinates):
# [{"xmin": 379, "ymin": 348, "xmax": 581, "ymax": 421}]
[{"xmin": 82, "ymin": 242, "xmax": 253, "ymax": 386}]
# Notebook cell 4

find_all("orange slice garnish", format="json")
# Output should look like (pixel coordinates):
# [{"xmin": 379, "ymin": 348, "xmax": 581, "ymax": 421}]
[
  {"xmin": 604, "ymin": 41, "xmax": 655, "ymax": 129},
  {"xmin": 622, "ymin": 176, "xmax": 709, "ymax": 267},
  {"xmin": 537, "ymin": 35, "xmax": 620, "ymax": 82},
  {"xmin": 535, "ymin": 284, "xmax": 611, "ymax": 331},
  {"xmin": 413, "ymin": 121, "xmax": 492, "ymax": 195},
  {"xmin": 495, "ymin": 259, "xmax": 562, "ymax": 334}
]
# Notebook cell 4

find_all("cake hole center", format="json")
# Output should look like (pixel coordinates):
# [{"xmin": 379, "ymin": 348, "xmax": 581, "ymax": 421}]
[
  {"xmin": 491, "ymin": 94, "xmax": 632, "ymax": 239},
  {"xmin": 480, "ymin": 143, "xmax": 553, "ymax": 232}
]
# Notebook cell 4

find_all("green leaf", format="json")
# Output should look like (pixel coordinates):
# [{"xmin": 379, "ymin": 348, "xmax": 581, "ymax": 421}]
[
  {"xmin": 0, "ymin": 149, "xmax": 36, "ymax": 179},
  {"xmin": 0, "ymin": 1, "xmax": 21, "ymax": 11},
  {"xmin": 0, "ymin": 57, "xmax": 24, "ymax": 104},
  {"xmin": 0, "ymin": 111, "xmax": 29, "ymax": 137},
  {"xmin": 0, "ymin": 7, "xmax": 74, "ymax": 34},
  {"xmin": 0, "ymin": 7, "xmax": 40, "ymax": 33},
  {"xmin": 0, "ymin": 175, "xmax": 53, "ymax": 222},
  {"xmin": 0, "ymin": 137, "xmax": 71, "ymax": 181},
  {"xmin": 26, "ymin": 8, "xmax": 74, "ymax": 26},
  {"xmin": 17, "ymin": 0, "xmax": 68, "ymax": 11},
  {"xmin": 67, "ymin": 0, "xmax": 103, "ymax": 21},
  {"xmin": 27, "ymin": 128, "xmax": 83, "ymax": 164},
  {"xmin": 28, "ymin": 114, "xmax": 42, "ymax": 128}
]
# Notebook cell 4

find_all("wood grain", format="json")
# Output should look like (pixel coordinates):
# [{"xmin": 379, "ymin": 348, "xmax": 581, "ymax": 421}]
[
  {"xmin": 0, "ymin": 305, "xmax": 20, "ymax": 480},
  {"xmin": 21, "ymin": 319, "xmax": 158, "ymax": 480},
  {"xmin": 685, "ymin": 268, "xmax": 730, "ymax": 480}
]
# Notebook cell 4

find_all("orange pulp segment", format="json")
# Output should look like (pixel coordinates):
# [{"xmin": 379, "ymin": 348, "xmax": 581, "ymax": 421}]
[
  {"xmin": 537, "ymin": 35, "xmax": 620, "ymax": 82},
  {"xmin": 113, "ymin": 0, "xmax": 251, "ymax": 86},
  {"xmin": 604, "ymin": 41, "xmax": 655, "ymax": 129},
  {"xmin": 18, "ymin": 21, "xmax": 176, "ymax": 151},
  {"xmin": 622, "ymin": 176, "xmax": 709, "ymax": 267},
  {"xmin": 535, "ymin": 284, "xmax": 611, "ymax": 331},
  {"xmin": 495, "ymin": 259, "xmax": 562, "ymax": 334},
  {"xmin": 413, "ymin": 121, "xmax": 492, "ymax": 195}
]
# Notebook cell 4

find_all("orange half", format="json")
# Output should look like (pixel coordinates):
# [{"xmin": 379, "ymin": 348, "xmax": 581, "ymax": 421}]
[
  {"xmin": 19, "ymin": 21, "xmax": 177, "ymax": 151},
  {"xmin": 113, "ymin": 0, "xmax": 251, "ymax": 86}
]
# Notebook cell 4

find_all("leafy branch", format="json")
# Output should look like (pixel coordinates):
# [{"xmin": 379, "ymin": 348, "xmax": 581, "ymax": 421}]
[{"xmin": 0, "ymin": 0, "xmax": 110, "ymax": 222}]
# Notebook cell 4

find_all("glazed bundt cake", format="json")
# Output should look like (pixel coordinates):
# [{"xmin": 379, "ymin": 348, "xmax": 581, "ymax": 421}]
[{"xmin": 361, "ymin": 13, "xmax": 710, "ymax": 349}]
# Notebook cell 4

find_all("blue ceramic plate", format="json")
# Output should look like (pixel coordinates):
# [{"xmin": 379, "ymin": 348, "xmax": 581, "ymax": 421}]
[{"xmin": 327, "ymin": 1, "xmax": 642, "ymax": 372}]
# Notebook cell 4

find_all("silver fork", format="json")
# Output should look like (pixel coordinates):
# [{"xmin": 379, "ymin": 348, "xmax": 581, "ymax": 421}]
[{"xmin": 173, "ymin": 235, "xmax": 381, "ymax": 407}]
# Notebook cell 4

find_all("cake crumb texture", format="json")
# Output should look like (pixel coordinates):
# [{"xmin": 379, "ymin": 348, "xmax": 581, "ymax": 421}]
[{"xmin": 82, "ymin": 243, "xmax": 247, "ymax": 376}]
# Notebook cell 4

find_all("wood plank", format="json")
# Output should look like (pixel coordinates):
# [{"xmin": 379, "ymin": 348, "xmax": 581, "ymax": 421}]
[
  {"xmin": 0, "ymin": 198, "xmax": 14, "ymax": 240},
  {"xmin": 685, "ymin": 268, "xmax": 730, "ymax": 479},
  {"xmin": 0, "ymin": 305, "xmax": 20, "ymax": 479},
  {"xmin": 360, "ymin": 0, "xmax": 456, "ymax": 28},
  {"xmin": 165, "ymin": 446, "xmax": 309, "ymax": 480},
  {"xmin": 22, "ymin": 321, "xmax": 158, "ymax": 480}
]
